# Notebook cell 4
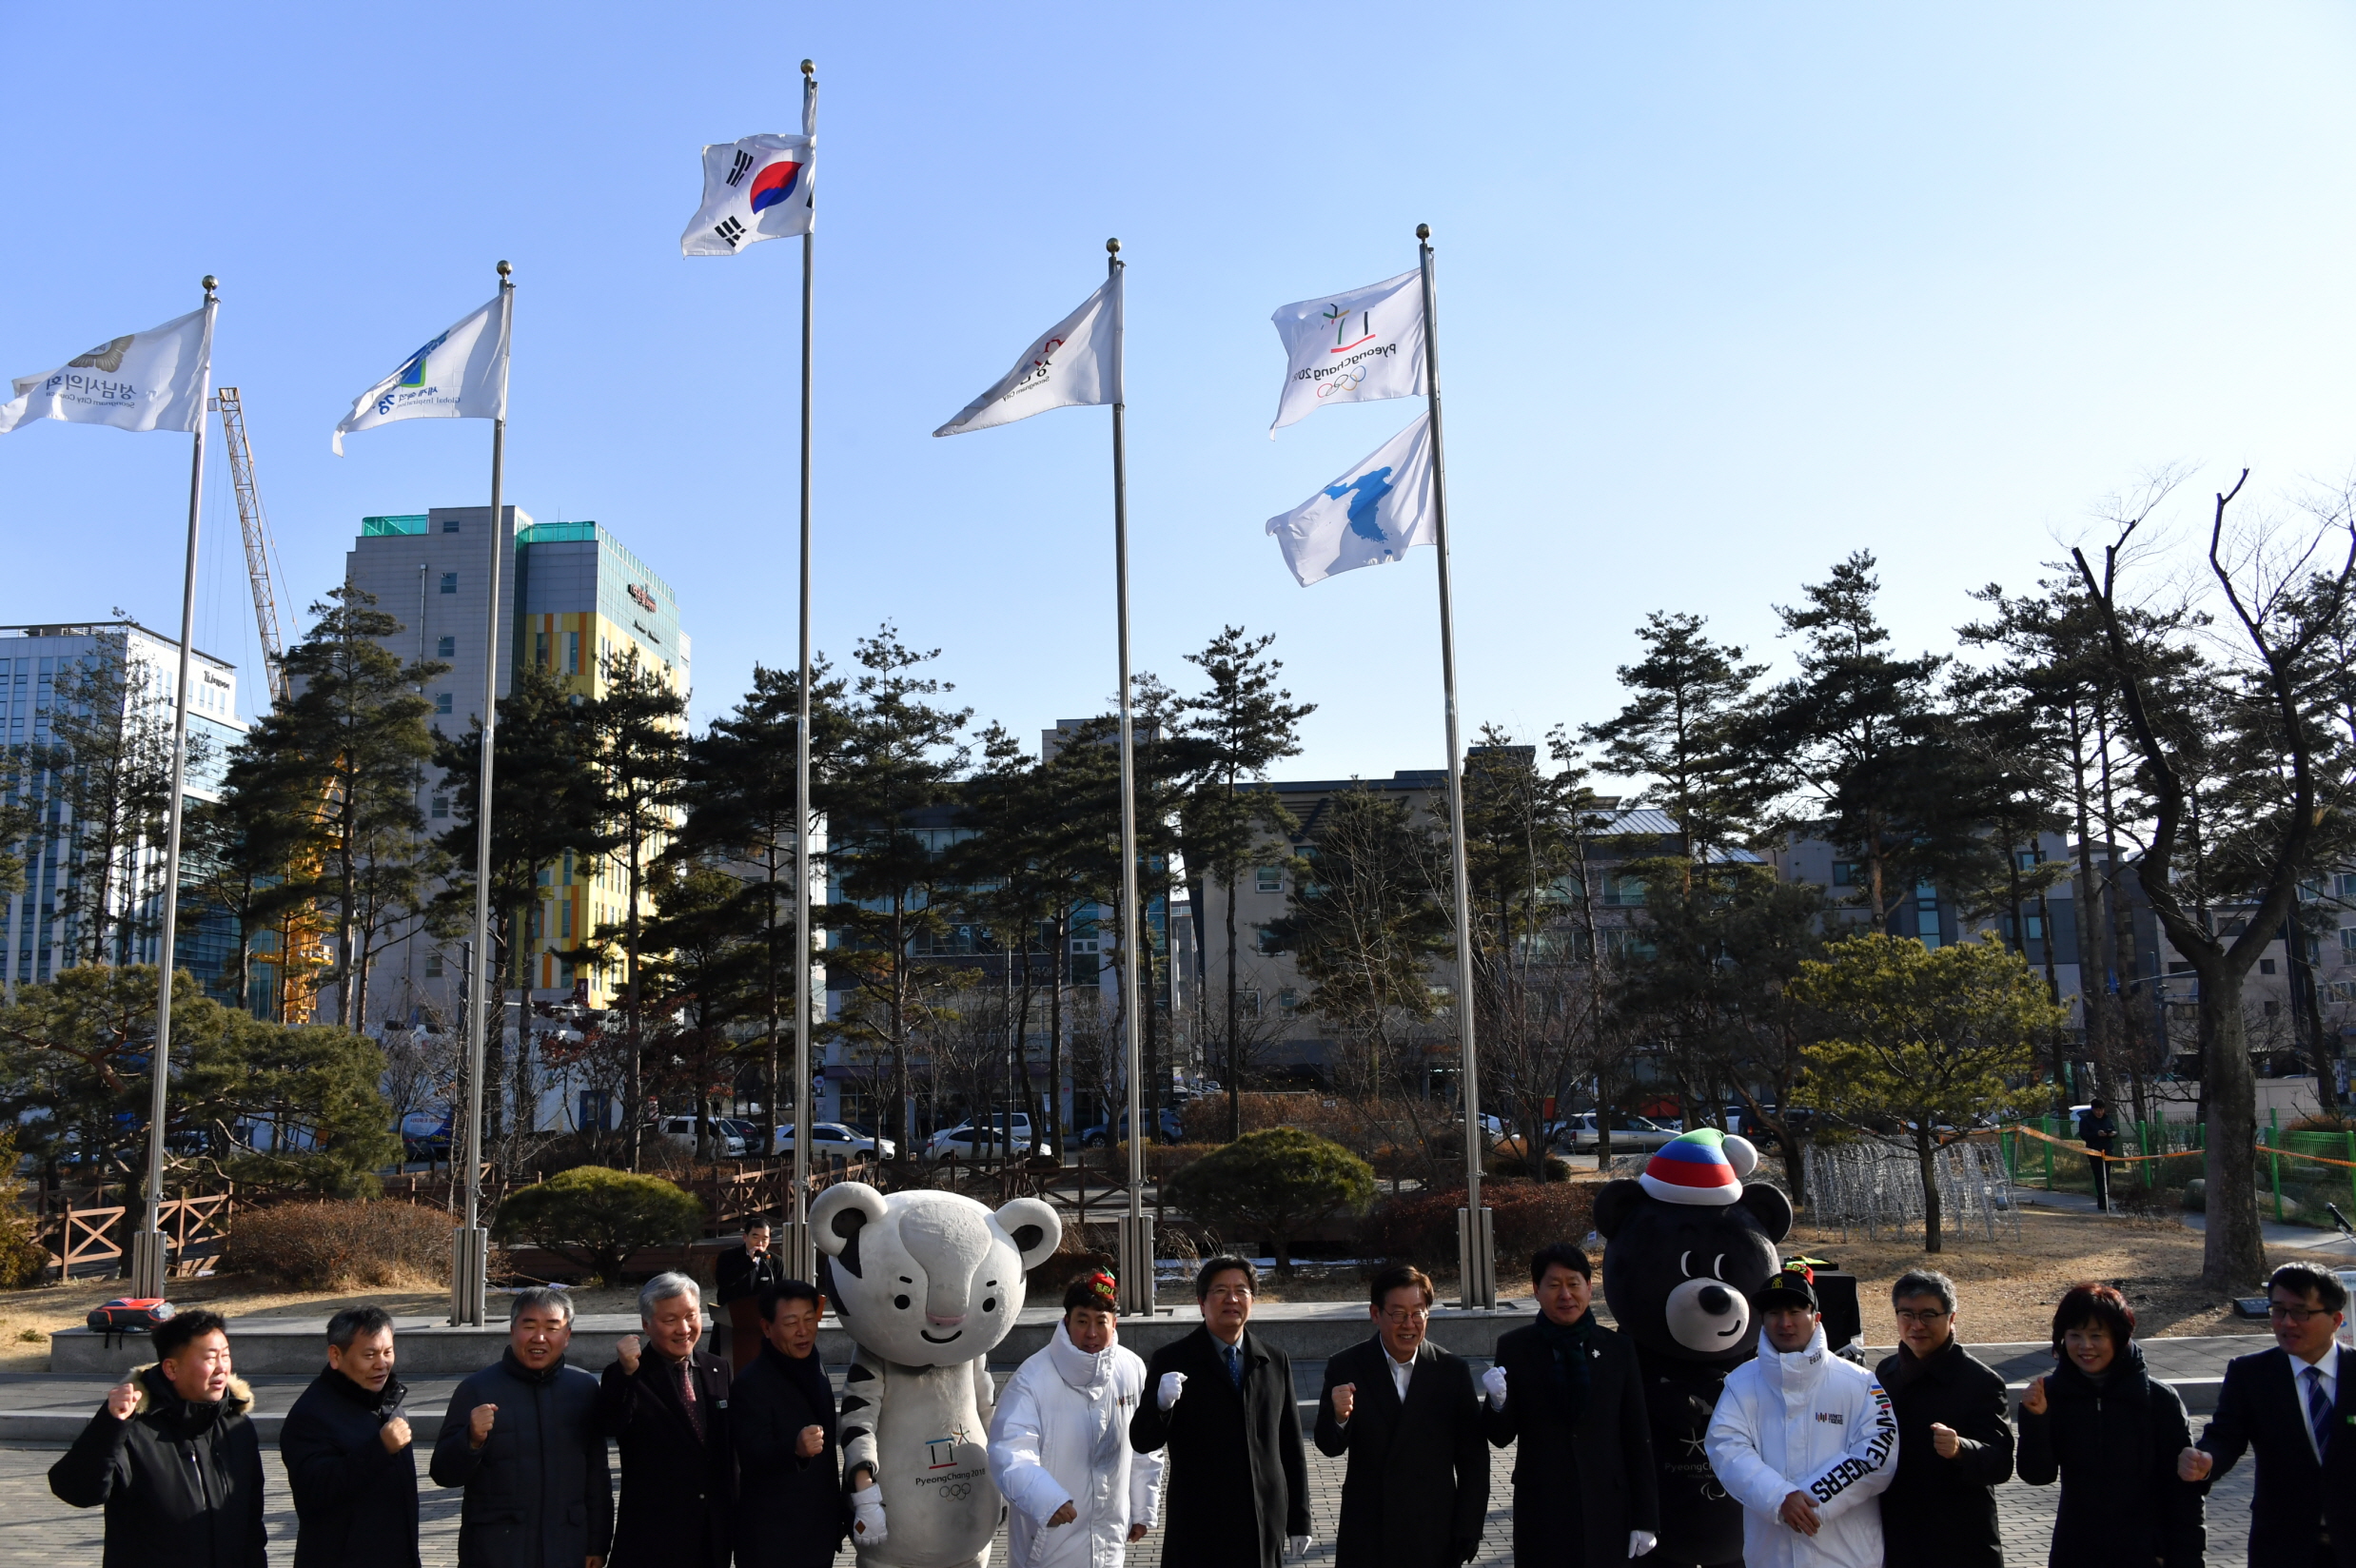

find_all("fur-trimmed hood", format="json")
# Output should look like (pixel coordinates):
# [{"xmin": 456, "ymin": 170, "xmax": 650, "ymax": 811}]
[{"xmin": 130, "ymin": 1361, "xmax": 255, "ymax": 1418}]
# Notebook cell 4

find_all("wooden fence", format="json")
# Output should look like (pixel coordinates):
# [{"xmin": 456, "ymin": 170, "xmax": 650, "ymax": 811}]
[{"xmin": 38, "ymin": 1191, "xmax": 236, "ymax": 1282}]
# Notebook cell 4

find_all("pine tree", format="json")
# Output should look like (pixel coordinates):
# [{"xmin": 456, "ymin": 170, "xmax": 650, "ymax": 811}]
[{"xmin": 1580, "ymin": 610, "xmax": 1766, "ymax": 862}]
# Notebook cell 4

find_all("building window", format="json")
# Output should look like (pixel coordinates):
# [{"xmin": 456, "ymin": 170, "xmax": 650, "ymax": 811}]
[
  {"xmin": 560, "ymin": 901, "xmax": 573, "ymax": 938},
  {"xmin": 1601, "ymin": 872, "xmax": 1645, "ymax": 907},
  {"xmin": 566, "ymin": 631, "xmax": 581, "ymax": 674},
  {"xmin": 1832, "ymin": 861, "xmax": 1859, "ymax": 887},
  {"xmin": 1278, "ymin": 988, "xmax": 1299, "ymax": 1011},
  {"xmin": 1254, "ymin": 925, "xmax": 1281, "ymax": 953},
  {"xmin": 431, "ymin": 794, "xmax": 449, "ymax": 818},
  {"xmin": 442, "ymin": 517, "xmax": 461, "ymax": 533},
  {"xmin": 1254, "ymin": 866, "xmax": 1283, "ymax": 894},
  {"xmin": 2336, "ymin": 872, "xmax": 2356, "ymax": 902},
  {"xmin": 534, "ymin": 631, "xmax": 548, "ymax": 669},
  {"xmin": 435, "ymin": 692, "xmax": 453, "ymax": 715},
  {"xmin": 440, "ymin": 572, "xmax": 458, "ymax": 594},
  {"xmin": 438, "ymin": 636, "xmax": 456, "ymax": 657},
  {"xmin": 1238, "ymin": 990, "xmax": 1261, "ymax": 1017},
  {"xmin": 2015, "ymin": 849, "xmax": 2043, "ymax": 871},
  {"xmin": 2264, "ymin": 1000, "xmax": 2281, "ymax": 1017},
  {"xmin": 2342, "ymin": 926, "xmax": 2356, "ymax": 958},
  {"xmin": 2260, "ymin": 958, "xmax": 2277, "ymax": 974},
  {"xmin": 424, "ymin": 952, "xmax": 443, "ymax": 977}
]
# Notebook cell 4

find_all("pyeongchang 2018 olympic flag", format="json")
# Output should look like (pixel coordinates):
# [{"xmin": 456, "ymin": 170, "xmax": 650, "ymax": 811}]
[
  {"xmin": 332, "ymin": 291, "xmax": 512, "ymax": 455},
  {"xmin": 0, "ymin": 306, "xmax": 212, "ymax": 436},
  {"xmin": 933, "ymin": 281, "xmax": 1119, "ymax": 437},
  {"xmin": 1266, "ymin": 413, "xmax": 1435, "ymax": 586},
  {"xmin": 1267, "ymin": 268, "xmax": 1425, "ymax": 434}
]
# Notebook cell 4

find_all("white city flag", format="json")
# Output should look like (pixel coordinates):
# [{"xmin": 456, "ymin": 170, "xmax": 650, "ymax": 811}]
[
  {"xmin": 933, "ymin": 280, "xmax": 1120, "ymax": 438},
  {"xmin": 0, "ymin": 305, "xmax": 213, "ymax": 436},
  {"xmin": 333, "ymin": 291, "xmax": 512, "ymax": 455},
  {"xmin": 1267, "ymin": 268, "xmax": 1425, "ymax": 435},
  {"xmin": 1265, "ymin": 414, "xmax": 1435, "ymax": 586}
]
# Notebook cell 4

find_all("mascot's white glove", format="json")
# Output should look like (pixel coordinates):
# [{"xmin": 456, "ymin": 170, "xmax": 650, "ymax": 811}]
[
  {"xmin": 1629, "ymin": 1529, "xmax": 1658, "ymax": 1558},
  {"xmin": 1288, "ymin": 1535, "xmax": 1314, "ymax": 1559},
  {"xmin": 1481, "ymin": 1365, "xmax": 1509, "ymax": 1410},
  {"xmin": 851, "ymin": 1484, "xmax": 888, "ymax": 1546},
  {"xmin": 1157, "ymin": 1370, "xmax": 1187, "ymax": 1410}
]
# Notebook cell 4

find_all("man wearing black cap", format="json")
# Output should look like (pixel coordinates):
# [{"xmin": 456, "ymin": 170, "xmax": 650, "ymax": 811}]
[
  {"xmin": 1704, "ymin": 1266, "xmax": 1897, "ymax": 1568},
  {"xmin": 2076, "ymin": 1099, "xmax": 2120, "ymax": 1212}
]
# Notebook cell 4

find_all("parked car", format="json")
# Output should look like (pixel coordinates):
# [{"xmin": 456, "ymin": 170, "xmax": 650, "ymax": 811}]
[
  {"xmin": 924, "ymin": 1117, "xmax": 1049, "ymax": 1163},
  {"xmin": 656, "ymin": 1115, "xmax": 747, "ymax": 1158},
  {"xmin": 772, "ymin": 1121, "xmax": 896, "ymax": 1160},
  {"xmin": 1549, "ymin": 1112, "xmax": 1679, "ymax": 1152},
  {"xmin": 1080, "ymin": 1107, "xmax": 1186, "ymax": 1147}
]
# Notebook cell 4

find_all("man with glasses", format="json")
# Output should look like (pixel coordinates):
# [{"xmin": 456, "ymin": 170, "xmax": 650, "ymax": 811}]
[
  {"xmin": 2180, "ymin": 1262, "xmax": 2354, "ymax": 1567},
  {"xmin": 1129, "ymin": 1256, "xmax": 1311, "ymax": 1568},
  {"xmin": 1314, "ymin": 1264, "xmax": 1487, "ymax": 1567},
  {"xmin": 1872, "ymin": 1269, "xmax": 2012, "ymax": 1567}
]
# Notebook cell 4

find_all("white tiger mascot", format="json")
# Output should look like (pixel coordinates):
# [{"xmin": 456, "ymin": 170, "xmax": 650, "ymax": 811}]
[{"xmin": 813, "ymin": 1182, "xmax": 1062, "ymax": 1568}]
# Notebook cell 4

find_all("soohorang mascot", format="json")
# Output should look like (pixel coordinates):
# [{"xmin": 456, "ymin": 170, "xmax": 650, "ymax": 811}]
[
  {"xmin": 1596, "ymin": 1127, "xmax": 1792, "ymax": 1568},
  {"xmin": 812, "ymin": 1181, "xmax": 1063, "ymax": 1568}
]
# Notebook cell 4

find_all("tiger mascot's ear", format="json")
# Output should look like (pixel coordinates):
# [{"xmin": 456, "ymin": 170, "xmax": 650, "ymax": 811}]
[
  {"xmin": 993, "ymin": 1197, "xmax": 1061, "ymax": 1270},
  {"xmin": 810, "ymin": 1183, "xmax": 889, "ymax": 1275}
]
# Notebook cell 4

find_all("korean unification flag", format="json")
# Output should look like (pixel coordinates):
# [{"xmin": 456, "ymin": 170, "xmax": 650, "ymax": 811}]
[
  {"xmin": 1266, "ymin": 414, "xmax": 1435, "ymax": 586},
  {"xmin": 0, "ymin": 305, "xmax": 212, "ymax": 436},
  {"xmin": 1267, "ymin": 269, "xmax": 1425, "ymax": 435},
  {"xmin": 933, "ymin": 279, "xmax": 1120, "ymax": 437},
  {"xmin": 332, "ymin": 291, "xmax": 512, "ymax": 456}
]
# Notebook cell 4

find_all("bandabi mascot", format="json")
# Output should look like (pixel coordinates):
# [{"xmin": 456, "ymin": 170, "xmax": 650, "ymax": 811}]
[
  {"xmin": 1596, "ymin": 1127, "xmax": 1792, "ymax": 1568},
  {"xmin": 812, "ymin": 1182, "xmax": 1062, "ymax": 1568}
]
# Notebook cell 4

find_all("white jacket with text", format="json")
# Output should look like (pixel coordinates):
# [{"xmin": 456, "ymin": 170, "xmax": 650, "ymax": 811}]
[
  {"xmin": 1704, "ymin": 1325, "xmax": 1898, "ymax": 1568},
  {"xmin": 987, "ymin": 1323, "xmax": 1165, "ymax": 1568}
]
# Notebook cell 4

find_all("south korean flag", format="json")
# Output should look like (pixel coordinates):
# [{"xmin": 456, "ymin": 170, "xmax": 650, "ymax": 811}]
[{"xmin": 680, "ymin": 124, "xmax": 815, "ymax": 257}]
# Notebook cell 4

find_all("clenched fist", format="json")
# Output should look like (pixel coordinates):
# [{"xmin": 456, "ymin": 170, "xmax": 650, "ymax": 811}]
[
  {"xmin": 1779, "ymin": 1491, "xmax": 1821, "ymax": 1537},
  {"xmin": 1157, "ymin": 1371, "xmax": 1187, "ymax": 1410},
  {"xmin": 615, "ymin": 1335, "xmax": 643, "ymax": 1375},
  {"xmin": 105, "ymin": 1382, "xmax": 139, "ymax": 1421},
  {"xmin": 1929, "ymin": 1421, "xmax": 1959, "ymax": 1459},
  {"xmin": 1480, "ymin": 1365, "xmax": 1508, "ymax": 1410},
  {"xmin": 381, "ymin": 1416, "xmax": 413, "ymax": 1453},
  {"xmin": 851, "ymin": 1483, "xmax": 888, "ymax": 1546},
  {"xmin": 468, "ymin": 1403, "xmax": 499, "ymax": 1448},
  {"xmin": 2178, "ymin": 1446, "xmax": 2214, "ymax": 1482},
  {"xmin": 2019, "ymin": 1377, "xmax": 2048, "ymax": 1417},
  {"xmin": 1047, "ymin": 1501, "xmax": 1078, "ymax": 1527},
  {"xmin": 795, "ymin": 1424, "xmax": 825, "ymax": 1460},
  {"xmin": 1329, "ymin": 1382, "xmax": 1357, "ymax": 1422}
]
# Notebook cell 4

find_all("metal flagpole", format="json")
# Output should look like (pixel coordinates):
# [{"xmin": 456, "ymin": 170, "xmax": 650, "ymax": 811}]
[
  {"xmin": 130, "ymin": 276, "xmax": 219, "ymax": 1301},
  {"xmin": 1108, "ymin": 239, "xmax": 1153, "ymax": 1317},
  {"xmin": 452, "ymin": 259, "xmax": 514, "ymax": 1327},
  {"xmin": 1416, "ymin": 224, "xmax": 1494, "ymax": 1309},
  {"xmin": 788, "ymin": 57, "xmax": 817, "ymax": 1284}
]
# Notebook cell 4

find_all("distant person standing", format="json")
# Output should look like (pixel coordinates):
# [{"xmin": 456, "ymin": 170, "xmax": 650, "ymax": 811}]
[
  {"xmin": 2179, "ymin": 1262, "xmax": 2354, "ymax": 1567},
  {"xmin": 49, "ymin": 1307, "xmax": 267, "ymax": 1568},
  {"xmin": 1314, "ymin": 1264, "xmax": 1487, "ymax": 1567},
  {"xmin": 280, "ymin": 1304, "xmax": 420, "ymax": 1568},
  {"xmin": 1482, "ymin": 1243, "xmax": 1659, "ymax": 1566},
  {"xmin": 600, "ymin": 1273, "xmax": 735, "ymax": 1568},
  {"xmin": 731, "ymin": 1280, "xmax": 844, "ymax": 1568},
  {"xmin": 1129, "ymin": 1257, "xmax": 1312, "ymax": 1568},
  {"xmin": 1874, "ymin": 1269, "xmax": 2012, "ymax": 1568},
  {"xmin": 716, "ymin": 1219, "xmax": 783, "ymax": 1374},
  {"xmin": 2077, "ymin": 1099, "xmax": 2121, "ymax": 1212},
  {"xmin": 431, "ymin": 1286, "xmax": 612, "ymax": 1568}
]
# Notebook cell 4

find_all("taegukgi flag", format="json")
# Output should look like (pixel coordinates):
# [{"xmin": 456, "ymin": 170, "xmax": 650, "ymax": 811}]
[
  {"xmin": 681, "ymin": 132, "xmax": 816, "ymax": 256},
  {"xmin": 0, "ymin": 305, "xmax": 213, "ymax": 436},
  {"xmin": 332, "ymin": 291, "xmax": 512, "ymax": 455},
  {"xmin": 1266, "ymin": 413, "xmax": 1435, "ymax": 586},
  {"xmin": 1267, "ymin": 268, "xmax": 1425, "ymax": 436},
  {"xmin": 933, "ymin": 279, "xmax": 1120, "ymax": 438}
]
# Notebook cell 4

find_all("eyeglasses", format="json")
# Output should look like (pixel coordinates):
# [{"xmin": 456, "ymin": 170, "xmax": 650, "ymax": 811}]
[
  {"xmin": 1207, "ymin": 1285, "xmax": 1253, "ymax": 1301},
  {"xmin": 2268, "ymin": 1303, "xmax": 2336, "ymax": 1324},
  {"xmin": 1895, "ymin": 1308, "xmax": 1951, "ymax": 1324},
  {"xmin": 1381, "ymin": 1306, "xmax": 1430, "ymax": 1324}
]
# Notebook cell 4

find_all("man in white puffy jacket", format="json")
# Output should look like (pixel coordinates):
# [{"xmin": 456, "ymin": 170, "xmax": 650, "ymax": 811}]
[
  {"xmin": 1704, "ymin": 1266, "xmax": 1897, "ymax": 1568},
  {"xmin": 989, "ymin": 1272, "xmax": 1165, "ymax": 1568}
]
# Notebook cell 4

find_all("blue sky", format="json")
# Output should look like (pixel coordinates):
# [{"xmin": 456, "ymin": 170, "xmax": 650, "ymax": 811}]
[{"xmin": 5, "ymin": 4, "xmax": 2354, "ymax": 787}]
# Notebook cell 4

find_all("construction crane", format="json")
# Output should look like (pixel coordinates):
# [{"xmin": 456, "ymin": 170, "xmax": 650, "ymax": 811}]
[{"xmin": 211, "ymin": 387, "xmax": 290, "ymax": 705}]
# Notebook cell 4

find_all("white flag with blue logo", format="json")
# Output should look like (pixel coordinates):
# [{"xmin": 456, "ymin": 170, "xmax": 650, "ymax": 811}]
[
  {"xmin": 1266, "ymin": 413, "xmax": 1435, "ymax": 586},
  {"xmin": 332, "ymin": 291, "xmax": 512, "ymax": 455},
  {"xmin": 0, "ymin": 304, "xmax": 213, "ymax": 436},
  {"xmin": 1267, "ymin": 268, "xmax": 1425, "ymax": 435}
]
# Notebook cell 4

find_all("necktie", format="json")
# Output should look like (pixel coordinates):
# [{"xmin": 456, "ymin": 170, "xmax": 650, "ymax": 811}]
[
  {"xmin": 1226, "ymin": 1343, "xmax": 1243, "ymax": 1387},
  {"xmin": 680, "ymin": 1357, "xmax": 705, "ymax": 1441},
  {"xmin": 2306, "ymin": 1365, "xmax": 2331, "ymax": 1460}
]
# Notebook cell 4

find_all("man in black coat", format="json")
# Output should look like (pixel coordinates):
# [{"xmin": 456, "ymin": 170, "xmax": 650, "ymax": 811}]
[
  {"xmin": 430, "ymin": 1286, "xmax": 613, "ymax": 1568},
  {"xmin": 1481, "ymin": 1243, "xmax": 1659, "ymax": 1567},
  {"xmin": 1315, "ymin": 1264, "xmax": 1486, "ymax": 1567},
  {"xmin": 715, "ymin": 1220, "xmax": 783, "ymax": 1374},
  {"xmin": 280, "ymin": 1304, "xmax": 421, "ymax": 1568},
  {"xmin": 1874, "ymin": 1268, "xmax": 2014, "ymax": 1568},
  {"xmin": 2181, "ymin": 1262, "xmax": 2356, "ymax": 1567},
  {"xmin": 599, "ymin": 1272, "xmax": 735, "ymax": 1568},
  {"xmin": 49, "ymin": 1308, "xmax": 267, "ymax": 1568},
  {"xmin": 2077, "ymin": 1099, "xmax": 2120, "ymax": 1212},
  {"xmin": 1129, "ymin": 1256, "xmax": 1311, "ymax": 1568},
  {"xmin": 731, "ymin": 1279, "xmax": 844, "ymax": 1568}
]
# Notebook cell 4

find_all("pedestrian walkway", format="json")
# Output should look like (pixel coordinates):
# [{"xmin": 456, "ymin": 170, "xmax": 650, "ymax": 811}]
[{"xmin": 2016, "ymin": 1185, "xmax": 2356, "ymax": 1256}]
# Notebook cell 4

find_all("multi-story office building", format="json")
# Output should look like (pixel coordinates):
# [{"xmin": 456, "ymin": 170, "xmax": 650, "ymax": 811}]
[
  {"xmin": 341, "ymin": 507, "xmax": 690, "ymax": 1022},
  {"xmin": 0, "ymin": 620, "xmax": 245, "ymax": 1002}
]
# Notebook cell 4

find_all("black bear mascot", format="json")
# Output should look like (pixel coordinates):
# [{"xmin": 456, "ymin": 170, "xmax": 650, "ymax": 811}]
[{"xmin": 1597, "ymin": 1127, "xmax": 1791, "ymax": 1568}]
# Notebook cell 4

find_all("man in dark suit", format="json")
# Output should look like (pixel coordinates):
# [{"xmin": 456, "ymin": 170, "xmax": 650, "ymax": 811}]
[
  {"xmin": 599, "ymin": 1272, "xmax": 735, "ymax": 1568},
  {"xmin": 2182, "ymin": 1262, "xmax": 2355, "ymax": 1568},
  {"xmin": 1315, "ymin": 1264, "xmax": 1486, "ymax": 1567},
  {"xmin": 1129, "ymin": 1256, "xmax": 1311, "ymax": 1568},
  {"xmin": 715, "ymin": 1220, "xmax": 783, "ymax": 1374},
  {"xmin": 1481, "ymin": 1243, "xmax": 1659, "ymax": 1567},
  {"xmin": 731, "ymin": 1280, "xmax": 843, "ymax": 1568},
  {"xmin": 1875, "ymin": 1267, "xmax": 2013, "ymax": 1568},
  {"xmin": 430, "ymin": 1287, "xmax": 612, "ymax": 1568},
  {"xmin": 2077, "ymin": 1099, "xmax": 2120, "ymax": 1211},
  {"xmin": 279, "ymin": 1304, "xmax": 421, "ymax": 1568}
]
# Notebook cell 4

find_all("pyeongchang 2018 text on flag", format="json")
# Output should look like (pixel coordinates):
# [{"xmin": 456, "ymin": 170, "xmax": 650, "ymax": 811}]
[
  {"xmin": 933, "ymin": 279, "xmax": 1119, "ymax": 437},
  {"xmin": 681, "ymin": 127, "xmax": 815, "ymax": 256},
  {"xmin": 0, "ymin": 306, "xmax": 212, "ymax": 436},
  {"xmin": 1267, "ymin": 268, "xmax": 1425, "ymax": 435},
  {"xmin": 1265, "ymin": 413, "xmax": 1435, "ymax": 586},
  {"xmin": 333, "ymin": 291, "xmax": 512, "ymax": 455}
]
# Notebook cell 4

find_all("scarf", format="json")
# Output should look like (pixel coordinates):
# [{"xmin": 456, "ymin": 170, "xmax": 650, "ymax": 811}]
[
  {"xmin": 1531, "ymin": 1307, "xmax": 1596, "ymax": 1426},
  {"xmin": 1047, "ymin": 1322, "xmax": 1127, "ymax": 1470},
  {"xmin": 770, "ymin": 1342, "xmax": 836, "ymax": 1433}
]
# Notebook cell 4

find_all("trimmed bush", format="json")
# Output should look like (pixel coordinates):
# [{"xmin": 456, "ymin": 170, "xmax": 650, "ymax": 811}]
[
  {"xmin": 1161, "ymin": 1128, "xmax": 1375, "ymax": 1272},
  {"xmin": 226, "ymin": 1199, "xmax": 456, "ymax": 1289},
  {"xmin": 1368, "ymin": 1180, "xmax": 1597, "ymax": 1278},
  {"xmin": 493, "ymin": 1166, "xmax": 704, "ymax": 1284}
]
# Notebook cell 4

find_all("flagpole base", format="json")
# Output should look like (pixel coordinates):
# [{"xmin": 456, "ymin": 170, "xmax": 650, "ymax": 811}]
[
  {"xmin": 448, "ymin": 1227, "xmax": 490, "ymax": 1327},
  {"xmin": 1117, "ymin": 1215, "xmax": 1156, "ymax": 1316},
  {"xmin": 1457, "ymin": 1206, "xmax": 1496, "ymax": 1310},
  {"xmin": 128, "ymin": 1229, "xmax": 167, "ymax": 1299}
]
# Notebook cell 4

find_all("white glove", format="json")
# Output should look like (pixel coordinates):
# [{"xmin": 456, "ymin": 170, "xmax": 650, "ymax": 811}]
[
  {"xmin": 1481, "ymin": 1365, "xmax": 1509, "ymax": 1410},
  {"xmin": 1288, "ymin": 1536, "xmax": 1314, "ymax": 1559},
  {"xmin": 1629, "ymin": 1529, "xmax": 1658, "ymax": 1558},
  {"xmin": 1158, "ymin": 1370, "xmax": 1188, "ymax": 1410},
  {"xmin": 851, "ymin": 1484, "xmax": 888, "ymax": 1546}
]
